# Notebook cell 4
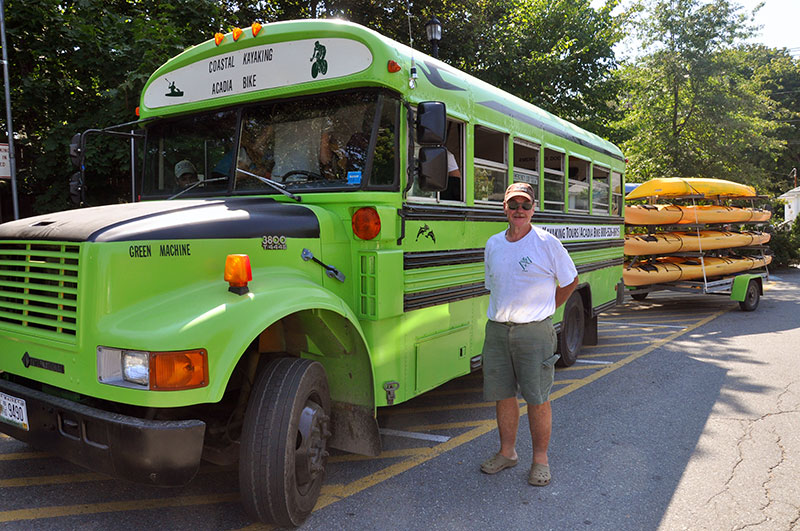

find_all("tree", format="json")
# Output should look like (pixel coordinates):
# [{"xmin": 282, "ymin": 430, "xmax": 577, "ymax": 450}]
[
  {"xmin": 613, "ymin": 0, "xmax": 783, "ymax": 189},
  {"xmin": 1, "ymin": 0, "xmax": 625, "ymax": 216}
]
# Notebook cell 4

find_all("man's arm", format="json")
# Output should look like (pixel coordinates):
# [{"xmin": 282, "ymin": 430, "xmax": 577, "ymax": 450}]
[{"xmin": 554, "ymin": 276, "xmax": 579, "ymax": 308}]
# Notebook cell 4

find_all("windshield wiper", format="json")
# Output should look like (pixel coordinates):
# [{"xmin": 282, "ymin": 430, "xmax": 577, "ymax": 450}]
[
  {"xmin": 168, "ymin": 176, "xmax": 228, "ymax": 200},
  {"xmin": 236, "ymin": 168, "xmax": 302, "ymax": 202}
]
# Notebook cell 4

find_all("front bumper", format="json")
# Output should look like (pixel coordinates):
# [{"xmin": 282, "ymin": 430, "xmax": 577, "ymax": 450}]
[{"xmin": 0, "ymin": 378, "xmax": 205, "ymax": 486}]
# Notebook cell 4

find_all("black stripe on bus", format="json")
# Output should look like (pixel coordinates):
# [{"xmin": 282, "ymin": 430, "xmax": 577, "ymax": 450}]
[
  {"xmin": 404, "ymin": 248, "xmax": 484, "ymax": 269},
  {"xmin": 404, "ymin": 282, "xmax": 489, "ymax": 312},
  {"xmin": 401, "ymin": 203, "xmax": 624, "ymax": 225},
  {"xmin": 403, "ymin": 242, "xmax": 622, "ymax": 270},
  {"xmin": 403, "ymin": 258, "xmax": 622, "ymax": 312},
  {"xmin": 563, "ymin": 240, "xmax": 624, "ymax": 252},
  {"xmin": 575, "ymin": 258, "xmax": 625, "ymax": 275},
  {"xmin": 477, "ymin": 100, "xmax": 626, "ymax": 163}
]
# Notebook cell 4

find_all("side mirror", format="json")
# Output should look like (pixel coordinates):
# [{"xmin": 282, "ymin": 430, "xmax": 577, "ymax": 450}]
[
  {"xmin": 69, "ymin": 133, "xmax": 82, "ymax": 169},
  {"xmin": 418, "ymin": 147, "xmax": 448, "ymax": 192},
  {"xmin": 416, "ymin": 102, "xmax": 446, "ymax": 145},
  {"xmin": 69, "ymin": 171, "xmax": 85, "ymax": 206}
]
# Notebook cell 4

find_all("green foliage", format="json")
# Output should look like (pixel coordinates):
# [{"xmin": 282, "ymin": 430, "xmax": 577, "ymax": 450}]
[
  {"xmin": 767, "ymin": 220, "xmax": 800, "ymax": 268},
  {"xmin": 1, "ymin": 0, "xmax": 226, "ymax": 215},
  {"xmin": 612, "ymin": 0, "xmax": 785, "ymax": 191}
]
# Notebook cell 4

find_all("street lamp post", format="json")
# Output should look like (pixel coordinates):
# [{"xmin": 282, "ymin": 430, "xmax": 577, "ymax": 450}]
[{"xmin": 425, "ymin": 17, "xmax": 442, "ymax": 59}]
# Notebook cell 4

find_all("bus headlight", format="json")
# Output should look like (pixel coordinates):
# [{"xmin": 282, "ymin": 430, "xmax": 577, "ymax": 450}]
[
  {"xmin": 122, "ymin": 350, "xmax": 150, "ymax": 386},
  {"xmin": 97, "ymin": 347, "xmax": 208, "ymax": 391}
]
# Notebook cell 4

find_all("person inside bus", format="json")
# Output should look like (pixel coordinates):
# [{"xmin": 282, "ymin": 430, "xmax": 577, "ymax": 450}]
[
  {"xmin": 174, "ymin": 159, "xmax": 199, "ymax": 189},
  {"xmin": 319, "ymin": 130, "xmax": 370, "ymax": 180},
  {"xmin": 479, "ymin": 181, "xmax": 578, "ymax": 488},
  {"xmin": 439, "ymin": 150, "xmax": 462, "ymax": 200}
]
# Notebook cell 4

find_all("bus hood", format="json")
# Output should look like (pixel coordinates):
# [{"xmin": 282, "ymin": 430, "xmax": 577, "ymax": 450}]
[{"xmin": 0, "ymin": 198, "xmax": 321, "ymax": 242}]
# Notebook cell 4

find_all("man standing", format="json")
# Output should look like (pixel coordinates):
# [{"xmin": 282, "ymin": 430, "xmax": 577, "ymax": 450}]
[{"xmin": 480, "ymin": 182, "xmax": 578, "ymax": 486}]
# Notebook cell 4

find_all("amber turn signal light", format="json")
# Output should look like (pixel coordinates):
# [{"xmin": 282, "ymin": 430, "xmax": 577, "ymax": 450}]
[
  {"xmin": 352, "ymin": 207, "xmax": 381, "ymax": 240},
  {"xmin": 252, "ymin": 22, "xmax": 263, "ymax": 36},
  {"xmin": 225, "ymin": 254, "xmax": 252, "ymax": 294},
  {"xmin": 215, "ymin": 32, "xmax": 225, "ymax": 46},
  {"xmin": 150, "ymin": 349, "xmax": 208, "ymax": 391}
]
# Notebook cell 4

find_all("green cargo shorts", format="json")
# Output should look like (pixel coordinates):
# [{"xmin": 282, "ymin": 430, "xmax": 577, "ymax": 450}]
[{"xmin": 482, "ymin": 318, "xmax": 560, "ymax": 406}]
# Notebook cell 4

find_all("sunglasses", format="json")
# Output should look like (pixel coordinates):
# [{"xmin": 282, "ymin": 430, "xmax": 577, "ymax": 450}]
[{"xmin": 506, "ymin": 200, "xmax": 534, "ymax": 211}]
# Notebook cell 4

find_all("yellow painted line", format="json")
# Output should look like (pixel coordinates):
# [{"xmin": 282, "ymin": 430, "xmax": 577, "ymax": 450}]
[
  {"xmin": 328, "ymin": 447, "xmax": 431, "ymax": 463},
  {"xmin": 379, "ymin": 398, "xmax": 524, "ymax": 417},
  {"xmin": 0, "ymin": 493, "xmax": 240, "ymax": 523},
  {"xmin": 601, "ymin": 315, "xmax": 713, "ymax": 323},
  {"xmin": 549, "ymin": 308, "xmax": 729, "ymax": 401},
  {"xmin": 598, "ymin": 331, "xmax": 675, "ymax": 338},
  {"xmin": 406, "ymin": 420, "xmax": 489, "ymax": 431},
  {"xmin": 426, "ymin": 386, "xmax": 483, "ymax": 397},
  {"xmin": 582, "ymin": 340, "xmax": 653, "ymax": 349},
  {"xmin": 580, "ymin": 351, "xmax": 631, "ymax": 359},
  {"xmin": 0, "ymin": 472, "xmax": 107, "ymax": 488},
  {"xmin": 0, "ymin": 452, "xmax": 51, "ymax": 461},
  {"xmin": 557, "ymin": 364, "xmax": 606, "ymax": 372}
]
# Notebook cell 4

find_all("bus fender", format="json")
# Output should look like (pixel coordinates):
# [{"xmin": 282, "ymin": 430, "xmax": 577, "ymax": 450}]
[{"xmin": 214, "ymin": 278, "xmax": 381, "ymax": 457}]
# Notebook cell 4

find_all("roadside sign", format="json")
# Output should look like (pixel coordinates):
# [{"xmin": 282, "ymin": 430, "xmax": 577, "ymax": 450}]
[{"xmin": 0, "ymin": 143, "xmax": 9, "ymax": 178}]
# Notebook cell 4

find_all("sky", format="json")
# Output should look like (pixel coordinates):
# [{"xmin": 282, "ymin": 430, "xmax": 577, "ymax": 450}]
[
  {"xmin": 593, "ymin": 0, "xmax": 800, "ymax": 57},
  {"xmin": 738, "ymin": 0, "xmax": 800, "ymax": 54}
]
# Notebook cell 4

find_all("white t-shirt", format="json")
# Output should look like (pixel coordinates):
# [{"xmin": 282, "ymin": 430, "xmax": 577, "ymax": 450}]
[
  {"xmin": 485, "ymin": 225, "xmax": 578, "ymax": 323},
  {"xmin": 447, "ymin": 151, "xmax": 459, "ymax": 173}
]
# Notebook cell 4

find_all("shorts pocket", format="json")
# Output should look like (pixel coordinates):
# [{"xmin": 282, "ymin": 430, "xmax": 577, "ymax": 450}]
[{"xmin": 542, "ymin": 353, "xmax": 560, "ymax": 368}]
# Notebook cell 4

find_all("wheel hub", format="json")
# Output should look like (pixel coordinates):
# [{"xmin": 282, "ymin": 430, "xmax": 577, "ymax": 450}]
[{"xmin": 295, "ymin": 399, "xmax": 330, "ymax": 489}]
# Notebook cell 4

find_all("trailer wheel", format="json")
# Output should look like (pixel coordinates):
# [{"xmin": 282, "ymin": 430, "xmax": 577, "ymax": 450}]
[
  {"xmin": 738, "ymin": 279, "xmax": 760, "ymax": 312},
  {"xmin": 631, "ymin": 292, "xmax": 649, "ymax": 301},
  {"xmin": 239, "ymin": 358, "xmax": 331, "ymax": 527},
  {"xmin": 557, "ymin": 293, "xmax": 585, "ymax": 367}
]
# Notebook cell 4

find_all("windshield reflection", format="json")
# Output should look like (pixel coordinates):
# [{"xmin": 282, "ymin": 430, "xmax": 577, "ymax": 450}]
[{"xmin": 142, "ymin": 90, "xmax": 397, "ymax": 198}]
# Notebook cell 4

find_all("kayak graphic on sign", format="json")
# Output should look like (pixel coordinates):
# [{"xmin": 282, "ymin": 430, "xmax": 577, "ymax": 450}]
[
  {"xmin": 310, "ymin": 41, "xmax": 328, "ymax": 78},
  {"xmin": 165, "ymin": 79, "xmax": 184, "ymax": 97}
]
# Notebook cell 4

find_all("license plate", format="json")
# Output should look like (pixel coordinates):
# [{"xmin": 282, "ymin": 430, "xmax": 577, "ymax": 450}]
[{"xmin": 0, "ymin": 391, "xmax": 29, "ymax": 431}]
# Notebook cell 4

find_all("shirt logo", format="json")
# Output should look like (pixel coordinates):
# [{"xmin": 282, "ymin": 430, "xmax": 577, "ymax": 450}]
[{"xmin": 519, "ymin": 256, "xmax": 532, "ymax": 271}]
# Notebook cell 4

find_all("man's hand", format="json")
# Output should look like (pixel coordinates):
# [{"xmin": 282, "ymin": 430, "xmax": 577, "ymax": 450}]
[{"xmin": 555, "ymin": 276, "xmax": 579, "ymax": 308}]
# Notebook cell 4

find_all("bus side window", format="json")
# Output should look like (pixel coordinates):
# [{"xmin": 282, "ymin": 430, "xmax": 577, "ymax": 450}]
[
  {"xmin": 568, "ymin": 157, "xmax": 590, "ymax": 212},
  {"xmin": 592, "ymin": 165, "xmax": 610, "ymax": 215},
  {"xmin": 543, "ymin": 149, "xmax": 565, "ymax": 211},
  {"xmin": 440, "ymin": 120, "xmax": 463, "ymax": 201},
  {"xmin": 473, "ymin": 125, "xmax": 508, "ymax": 203},
  {"xmin": 611, "ymin": 171, "xmax": 623, "ymax": 215},
  {"xmin": 512, "ymin": 139, "xmax": 539, "ymax": 203}
]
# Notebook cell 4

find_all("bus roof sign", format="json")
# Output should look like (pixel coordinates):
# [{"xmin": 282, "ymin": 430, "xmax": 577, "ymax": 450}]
[{"xmin": 142, "ymin": 38, "xmax": 373, "ymax": 110}]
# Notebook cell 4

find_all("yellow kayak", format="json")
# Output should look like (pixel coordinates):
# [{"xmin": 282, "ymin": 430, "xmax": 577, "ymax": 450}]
[
  {"xmin": 626, "ymin": 178, "xmax": 756, "ymax": 200},
  {"xmin": 625, "ymin": 204, "xmax": 771, "ymax": 225},
  {"xmin": 625, "ymin": 231, "xmax": 771, "ymax": 256},
  {"xmin": 623, "ymin": 255, "xmax": 772, "ymax": 287}
]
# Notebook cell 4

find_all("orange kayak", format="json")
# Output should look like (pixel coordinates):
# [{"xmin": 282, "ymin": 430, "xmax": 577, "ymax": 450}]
[
  {"xmin": 625, "ymin": 204, "xmax": 771, "ymax": 225},
  {"xmin": 623, "ymin": 255, "xmax": 772, "ymax": 287},
  {"xmin": 625, "ymin": 178, "xmax": 756, "ymax": 200},
  {"xmin": 624, "ymin": 230, "xmax": 771, "ymax": 256}
]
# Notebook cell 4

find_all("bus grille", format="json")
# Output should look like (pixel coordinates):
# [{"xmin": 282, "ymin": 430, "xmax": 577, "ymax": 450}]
[{"xmin": 0, "ymin": 241, "xmax": 79, "ymax": 341}]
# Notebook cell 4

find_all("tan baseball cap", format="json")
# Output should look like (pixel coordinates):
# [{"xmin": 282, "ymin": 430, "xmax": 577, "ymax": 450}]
[{"xmin": 504, "ymin": 182, "xmax": 534, "ymax": 202}]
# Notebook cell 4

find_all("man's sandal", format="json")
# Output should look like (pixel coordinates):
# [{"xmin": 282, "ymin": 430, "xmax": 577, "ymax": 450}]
[
  {"xmin": 480, "ymin": 453, "xmax": 518, "ymax": 474},
  {"xmin": 528, "ymin": 463, "xmax": 551, "ymax": 486}
]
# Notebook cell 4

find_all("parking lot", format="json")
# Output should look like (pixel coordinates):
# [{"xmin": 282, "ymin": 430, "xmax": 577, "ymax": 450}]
[{"xmin": 1, "ymin": 271, "xmax": 797, "ymax": 530}]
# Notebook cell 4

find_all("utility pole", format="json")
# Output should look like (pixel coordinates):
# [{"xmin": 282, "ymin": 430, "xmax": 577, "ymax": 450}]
[{"xmin": 0, "ymin": 0, "xmax": 20, "ymax": 220}]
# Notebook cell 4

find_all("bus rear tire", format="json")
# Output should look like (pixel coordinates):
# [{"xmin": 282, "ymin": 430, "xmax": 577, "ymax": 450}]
[
  {"xmin": 239, "ymin": 357, "xmax": 331, "ymax": 527},
  {"xmin": 557, "ymin": 293, "xmax": 585, "ymax": 367}
]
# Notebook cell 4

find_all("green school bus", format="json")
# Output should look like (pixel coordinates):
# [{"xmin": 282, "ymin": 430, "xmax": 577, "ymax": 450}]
[{"xmin": 0, "ymin": 20, "xmax": 625, "ymax": 526}]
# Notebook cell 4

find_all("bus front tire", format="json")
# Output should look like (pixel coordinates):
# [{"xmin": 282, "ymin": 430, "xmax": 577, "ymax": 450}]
[
  {"xmin": 557, "ymin": 293, "xmax": 585, "ymax": 367},
  {"xmin": 239, "ymin": 357, "xmax": 331, "ymax": 527}
]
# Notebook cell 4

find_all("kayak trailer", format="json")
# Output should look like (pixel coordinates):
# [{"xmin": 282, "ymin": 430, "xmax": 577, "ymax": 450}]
[{"xmin": 627, "ymin": 271, "xmax": 768, "ymax": 311}]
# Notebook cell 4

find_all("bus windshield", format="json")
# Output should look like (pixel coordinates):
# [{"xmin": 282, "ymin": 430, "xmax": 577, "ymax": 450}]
[{"xmin": 142, "ymin": 90, "xmax": 399, "ymax": 198}]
